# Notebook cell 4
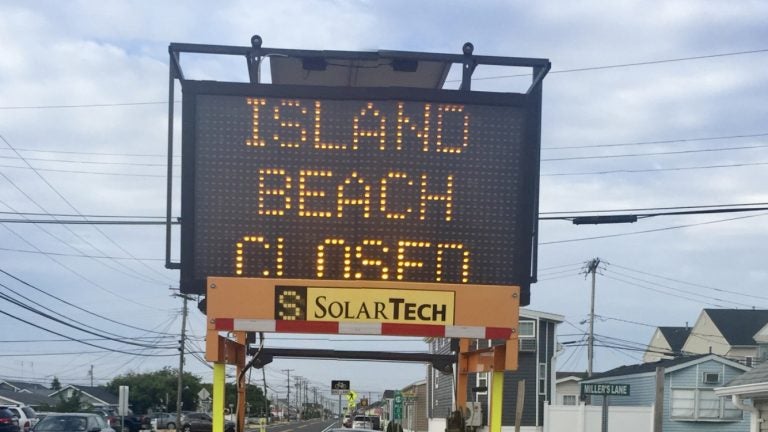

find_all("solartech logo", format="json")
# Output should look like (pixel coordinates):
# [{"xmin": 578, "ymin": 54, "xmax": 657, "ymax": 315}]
[
  {"xmin": 275, "ymin": 286, "xmax": 308, "ymax": 320},
  {"xmin": 274, "ymin": 286, "xmax": 455, "ymax": 324}
]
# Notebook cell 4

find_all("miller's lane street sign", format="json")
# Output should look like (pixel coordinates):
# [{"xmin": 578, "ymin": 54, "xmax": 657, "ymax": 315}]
[{"xmin": 581, "ymin": 383, "xmax": 630, "ymax": 396}]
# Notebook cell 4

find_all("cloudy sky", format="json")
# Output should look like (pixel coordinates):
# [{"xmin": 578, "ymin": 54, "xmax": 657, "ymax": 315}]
[{"xmin": 1, "ymin": 0, "xmax": 767, "ymax": 407}]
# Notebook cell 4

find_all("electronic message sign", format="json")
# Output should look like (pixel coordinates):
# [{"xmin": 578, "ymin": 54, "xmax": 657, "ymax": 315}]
[{"xmin": 180, "ymin": 82, "xmax": 540, "ymax": 304}]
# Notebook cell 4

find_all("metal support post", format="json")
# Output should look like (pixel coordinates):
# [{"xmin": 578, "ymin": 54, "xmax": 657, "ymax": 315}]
[
  {"xmin": 213, "ymin": 363, "xmax": 225, "ymax": 432},
  {"xmin": 489, "ymin": 372, "xmax": 505, "ymax": 432}
]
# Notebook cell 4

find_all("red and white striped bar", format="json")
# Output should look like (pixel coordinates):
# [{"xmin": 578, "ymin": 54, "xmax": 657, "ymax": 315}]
[{"xmin": 214, "ymin": 318, "xmax": 512, "ymax": 339}]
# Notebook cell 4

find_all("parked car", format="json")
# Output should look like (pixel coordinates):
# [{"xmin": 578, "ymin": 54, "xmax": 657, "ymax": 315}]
[
  {"xmin": 0, "ymin": 408, "xmax": 20, "ymax": 432},
  {"xmin": 0, "ymin": 406, "xmax": 36, "ymax": 432},
  {"xmin": 33, "ymin": 413, "xmax": 114, "ymax": 432},
  {"xmin": 368, "ymin": 416, "xmax": 381, "ymax": 431},
  {"xmin": 179, "ymin": 413, "xmax": 234, "ymax": 432},
  {"xmin": 87, "ymin": 409, "xmax": 149, "ymax": 432},
  {"xmin": 147, "ymin": 413, "xmax": 177, "ymax": 430},
  {"xmin": 351, "ymin": 416, "xmax": 372, "ymax": 429}
]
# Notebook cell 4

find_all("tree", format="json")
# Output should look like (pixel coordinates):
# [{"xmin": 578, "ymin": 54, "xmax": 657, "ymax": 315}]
[
  {"xmin": 107, "ymin": 367, "xmax": 204, "ymax": 414},
  {"xmin": 218, "ymin": 383, "xmax": 270, "ymax": 417},
  {"xmin": 51, "ymin": 377, "xmax": 62, "ymax": 391}
]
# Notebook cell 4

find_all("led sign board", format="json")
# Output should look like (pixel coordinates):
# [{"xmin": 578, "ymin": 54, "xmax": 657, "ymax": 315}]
[{"xmin": 180, "ymin": 82, "xmax": 540, "ymax": 304}]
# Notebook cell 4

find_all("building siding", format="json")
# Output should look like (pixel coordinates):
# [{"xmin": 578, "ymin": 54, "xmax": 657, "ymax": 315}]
[
  {"xmin": 586, "ymin": 358, "xmax": 750, "ymax": 432},
  {"xmin": 427, "ymin": 338, "xmax": 454, "ymax": 420},
  {"xmin": 682, "ymin": 312, "xmax": 729, "ymax": 356},
  {"xmin": 428, "ymin": 312, "xmax": 562, "ymax": 429},
  {"xmin": 644, "ymin": 329, "xmax": 673, "ymax": 363}
]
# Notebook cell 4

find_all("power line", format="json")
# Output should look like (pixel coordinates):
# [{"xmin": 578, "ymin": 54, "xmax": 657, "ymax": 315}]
[
  {"xmin": 540, "ymin": 211, "xmax": 768, "ymax": 245},
  {"xmin": 0, "ymin": 154, "xmax": 175, "ymax": 167},
  {"xmin": 0, "ymin": 245, "xmax": 164, "ymax": 260},
  {"xmin": 464, "ymin": 47, "xmax": 768, "ymax": 81},
  {"xmin": 608, "ymin": 262, "xmax": 768, "ymax": 302},
  {"xmin": 541, "ymin": 143, "xmax": 768, "ymax": 162},
  {"xmin": 0, "ymin": 163, "xmax": 169, "ymax": 177},
  {"xmin": 603, "ymin": 274, "xmax": 729, "ymax": 308},
  {"xmin": 540, "ymin": 202, "xmax": 768, "ymax": 215},
  {"xmin": 543, "ymin": 132, "xmax": 768, "ymax": 150},
  {"xmin": 0, "ymin": 201, "xmax": 166, "ymax": 286},
  {"xmin": 0, "ymin": 268, "xmax": 176, "ymax": 336},
  {"xmin": 0, "ymin": 308, "xmax": 174, "ymax": 356},
  {"xmin": 0, "ymin": 147, "xmax": 178, "ymax": 158},
  {"xmin": 542, "ymin": 160, "xmax": 768, "ymax": 176},
  {"xmin": 0, "ymin": 101, "xmax": 169, "ymax": 110},
  {"xmin": 0, "ymin": 134, "xmax": 174, "ymax": 284},
  {"xmin": 0, "ymin": 286, "xmax": 176, "ymax": 349}
]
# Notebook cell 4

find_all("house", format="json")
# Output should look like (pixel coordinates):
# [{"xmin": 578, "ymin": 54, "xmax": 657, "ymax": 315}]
[
  {"xmin": 0, "ymin": 381, "xmax": 50, "ymax": 393},
  {"xmin": 577, "ymin": 354, "xmax": 751, "ymax": 431},
  {"xmin": 401, "ymin": 381, "xmax": 427, "ymax": 432},
  {"xmin": 643, "ymin": 326, "xmax": 692, "ymax": 362},
  {"xmin": 426, "ymin": 308, "xmax": 564, "ymax": 432},
  {"xmin": 0, "ymin": 389, "xmax": 54, "ymax": 409},
  {"xmin": 681, "ymin": 309, "xmax": 768, "ymax": 366},
  {"xmin": 554, "ymin": 372, "xmax": 588, "ymax": 406},
  {"xmin": 714, "ymin": 359, "xmax": 768, "ymax": 432},
  {"xmin": 49, "ymin": 385, "xmax": 118, "ymax": 408}
]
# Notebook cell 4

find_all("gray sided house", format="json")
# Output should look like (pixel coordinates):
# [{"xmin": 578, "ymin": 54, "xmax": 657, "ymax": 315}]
[
  {"xmin": 427, "ymin": 309, "xmax": 563, "ymax": 431},
  {"xmin": 715, "ymin": 359, "xmax": 768, "ymax": 432},
  {"xmin": 582, "ymin": 354, "xmax": 751, "ymax": 432}
]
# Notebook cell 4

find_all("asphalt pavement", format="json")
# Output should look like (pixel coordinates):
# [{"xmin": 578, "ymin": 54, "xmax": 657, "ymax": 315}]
[{"xmin": 245, "ymin": 418, "xmax": 340, "ymax": 432}]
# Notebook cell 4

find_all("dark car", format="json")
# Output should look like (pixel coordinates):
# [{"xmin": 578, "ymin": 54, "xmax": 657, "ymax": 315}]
[
  {"xmin": 87, "ymin": 409, "xmax": 148, "ymax": 432},
  {"xmin": 0, "ymin": 408, "xmax": 20, "ymax": 432},
  {"xmin": 368, "ymin": 416, "xmax": 381, "ymax": 431},
  {"xmin": 33, "ymin": 413, "xmax": 114, "ymax": 432},
  {"xmin": 179, "ymin": 413, "xmax": 234, "ymax": 432}
]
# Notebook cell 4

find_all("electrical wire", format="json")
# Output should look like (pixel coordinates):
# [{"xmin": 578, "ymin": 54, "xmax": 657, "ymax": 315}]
[
  {"xmin": 540, "ymin": 211, "xmax": 768, "ymax": 245},
  {"xmin": 0, "ymin": 268, "xmax": 176, "ymax": 336},
  {"xmin": 0, "ymin": 308, "xmax": 175, "ymax": 356},
  {"xmin": 0, "ymin": 287, "xmax": 176, "ymax": 349},
  {"xmin": 461, "ymin": 47, "xmax": 768, "ymax": 82},
  {"xmin": 544, "ymin": 132, "xmax": 768, "ymax": 150},
  {"xmin": 608, "ymin": 262, "xmax": 768, "ymax": 302},
  {"xmin": 541, "ymin": 143, "xmax": 768, "ymax": 162},
  {"xmin": 1, "ymin": 134, "xmax": 174, "ymax": 283},
  {"xmin": 542, "ymin": 160, "xmax": 768, "ymax": 176}
]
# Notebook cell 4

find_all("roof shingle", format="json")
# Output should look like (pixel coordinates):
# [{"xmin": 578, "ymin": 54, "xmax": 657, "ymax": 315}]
[{"xmin": 705, "ymin": 309, "xmax": 768, "ymax": 346}]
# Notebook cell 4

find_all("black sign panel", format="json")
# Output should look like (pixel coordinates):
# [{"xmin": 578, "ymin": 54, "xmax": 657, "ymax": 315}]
[
  {"xmin": 180, "ymin": 82, "xmax": 540, "ymax": 303},
  {"xmin": 331, "ymin": 380, "xmax": 350, "ymax": 395}
]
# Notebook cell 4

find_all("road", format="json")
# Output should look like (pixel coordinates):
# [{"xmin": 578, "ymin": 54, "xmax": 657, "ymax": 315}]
[{"xmin": 245, "ymin": 419, "xmax": 341, "ymax": 432}]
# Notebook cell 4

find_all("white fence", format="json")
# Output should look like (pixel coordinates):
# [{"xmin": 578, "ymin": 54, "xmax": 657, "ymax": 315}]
[{"xmin": 544, "ymin": 404, "xmax": 653, "ymax": 432}]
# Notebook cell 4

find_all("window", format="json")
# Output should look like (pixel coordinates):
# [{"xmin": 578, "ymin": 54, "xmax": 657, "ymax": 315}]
[
  {"xmin": 671, "ymin": 389, "xmax": 742, "ymax": 421},
  {"xmin": 519, "ymin": 320, "xmax": 535, "ymax": 337},
  {"xmin": 563, "ymin": 395, "xmax": 577, "ymax": 406},
  {"xmin": 538, "ymin": 363, "xmax": 547, "ymax": 395},
  {"xmin": 476, "ymin": 373, "xmax": 488, "ymax": 401}
]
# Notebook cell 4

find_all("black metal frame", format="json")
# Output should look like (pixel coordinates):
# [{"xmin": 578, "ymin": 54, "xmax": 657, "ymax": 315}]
[
  {"xmin": 166, "ymin": 36, "xmax": 549, "ymax": 305},
  {"xmin": 247, "ymin": 347, "xmax": 456, "ymax": 374}
]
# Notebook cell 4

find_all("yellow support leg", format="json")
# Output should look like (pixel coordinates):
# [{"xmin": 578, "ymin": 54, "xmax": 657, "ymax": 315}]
[
  {"xmin": 489, "ymin": 371, "xmax": 504, "ymax": 432},
  {"xmin": 213, "ymin": 363, "xmax": 225, "ymax": 432}
]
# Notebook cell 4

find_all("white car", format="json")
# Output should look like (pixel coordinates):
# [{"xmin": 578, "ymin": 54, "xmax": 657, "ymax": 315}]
[
  {"xmin": 0, "ymin": 406, "xmax": 37, "ymax": 432},
  {"xmin": 352, "ymin": 416, "xmax": 373, "ymax": 429}
]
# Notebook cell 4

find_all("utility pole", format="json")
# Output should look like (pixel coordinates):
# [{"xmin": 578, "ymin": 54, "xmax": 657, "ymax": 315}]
[
  {"xmin": 283, "ymin": 369, "xmax": 293, "ymax": 419},
  {"xmin": 295, "ymin": 376, "xmax": 303, "ymax": 418},
  {"xmin": 89, "ymin": 365, "xmax": 94, "ymax": 387},
  {"xmin": 585, "ymin": 258, "xmax": 601, "ymax": 377},
  {"xmin": 175, "ymin": 294, "xmax": 190, "ymax": 432}
]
